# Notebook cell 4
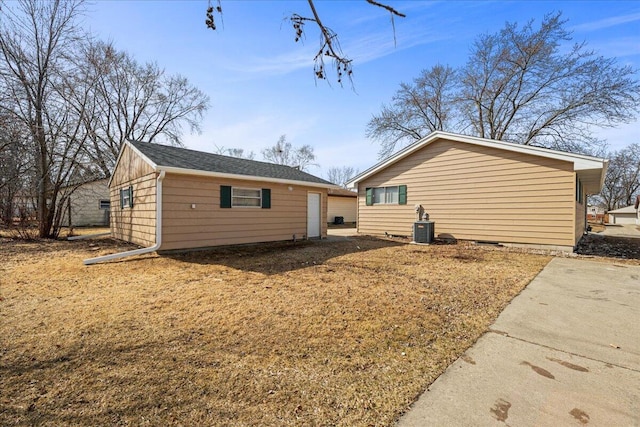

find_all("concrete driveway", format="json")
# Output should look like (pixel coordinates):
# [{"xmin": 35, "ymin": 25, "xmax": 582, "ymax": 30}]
[
  {"xmin": 600, "ymin": 224, "xmax": 640, "ymax": 238},
  {"xmin": 398, "ymin": 257, "xmax": 640, "ymax": 426}
]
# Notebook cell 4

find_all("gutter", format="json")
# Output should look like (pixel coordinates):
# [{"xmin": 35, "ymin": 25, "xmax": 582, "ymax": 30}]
[{"xmin": 84, "ymin": 171, "xmax": 166, "ymax": 265}]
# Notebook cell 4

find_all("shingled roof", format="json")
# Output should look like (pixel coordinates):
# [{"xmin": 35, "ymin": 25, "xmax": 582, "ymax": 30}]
[{"xmin": 128, "ymin": 140, "xmax": 333, "ymax": 186}]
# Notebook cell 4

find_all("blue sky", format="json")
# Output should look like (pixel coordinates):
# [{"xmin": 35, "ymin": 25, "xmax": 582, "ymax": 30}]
[{"xmin": 84, "ymin": 1, "xmax": 640, "ymax": 178}]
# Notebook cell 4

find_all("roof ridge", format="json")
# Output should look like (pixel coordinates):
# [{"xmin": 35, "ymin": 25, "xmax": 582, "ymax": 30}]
[{"xmin": 127, "ymin": 139, "xmax": 334, "ymax": 186}]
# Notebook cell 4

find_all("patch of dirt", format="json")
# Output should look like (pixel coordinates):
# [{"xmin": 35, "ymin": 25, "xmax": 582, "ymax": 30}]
[{"xmin": 576, "ymin": 234, "xmax": 640, "ymax": 261}]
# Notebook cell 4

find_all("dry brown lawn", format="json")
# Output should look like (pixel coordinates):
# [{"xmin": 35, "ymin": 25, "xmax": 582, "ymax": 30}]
[{"xmin": 1, "ymin": 235, "xmax": 550, "ymax": 426}]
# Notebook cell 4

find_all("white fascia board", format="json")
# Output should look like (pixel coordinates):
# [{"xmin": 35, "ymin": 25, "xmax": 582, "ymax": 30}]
[
  {"xmin": 348, "ymin": 131, "xmax": 607, "ymax": 185},
  {"xmin": 107, "ymin": 140, "xmax": 158, "ymax": 187},
  {"xmin": 159, "ymin": 165, "xmax": 339, "ymax": 189}
]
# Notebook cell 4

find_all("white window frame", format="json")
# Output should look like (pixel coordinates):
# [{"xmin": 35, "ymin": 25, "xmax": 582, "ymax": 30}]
[
  {"xmin": 120, "ymin": 187, "xmax": 132, "ymax": 208},
  {"xmin": 231, "ymin": 187, "xmax": 262, "ymax": 208},
  {"xmin": 372, "ymin": 186, "xmax": 400, "ymax": 205},
  {"xmin": 99, "ymin": 199, "xmax": 111, "ymax": 210}
]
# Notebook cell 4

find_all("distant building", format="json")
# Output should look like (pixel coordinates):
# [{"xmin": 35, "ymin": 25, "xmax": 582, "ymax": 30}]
[
  {"xmin": 607, "ymin": 204, "xmax": 639, "ymax": 225},
  {"xmin": 61, "ymin": 178, "xmax": 110, "ymax": 227},
  {"xmin": 587, "ymin": 204, "xmax": 605, "ymax": 222}
]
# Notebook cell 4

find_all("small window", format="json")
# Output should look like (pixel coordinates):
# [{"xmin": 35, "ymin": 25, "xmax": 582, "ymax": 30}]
[
  {"xmin": 120, "ymin": 186, "xmax": 133, "ymax": 208},
  {"xmin": 221, "ymin": 186, "xmax": 271, "ymax": 208},
  {"xmin": 368, "ymin": 186, "xmax": 404, "ymax": 205},
  {"xmin": 232, "ymin": 187, "xmax": 261, "ymax": 207},
  {"xmin": 99, "ymin": 199, "xmax": 111, "ymax": 210}
]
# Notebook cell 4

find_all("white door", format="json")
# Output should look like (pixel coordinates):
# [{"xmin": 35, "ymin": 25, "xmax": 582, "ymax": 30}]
[{"xmin": 307, "ymin": 192, "xmax": 321, "ymax": 238}]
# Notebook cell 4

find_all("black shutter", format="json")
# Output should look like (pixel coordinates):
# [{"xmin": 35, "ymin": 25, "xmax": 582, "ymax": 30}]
[
  {"xmin": 220, "ymin": 185, "xmax": 232, "ymax": 208},
  {"xmin": 261, "ymin": 189, "xmax": 271, "ymax": 209},
  {"xmin": 129, "ymin": 185, "xmax": 134, "ymax": 208}
]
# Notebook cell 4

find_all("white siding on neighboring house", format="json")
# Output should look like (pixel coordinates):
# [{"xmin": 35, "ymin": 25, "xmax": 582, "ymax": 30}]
[
  {"xmin": 608, "ymin": 205, "xmax": 639, "ymax": 225},
  {"xmin": 62, "ymin": 179, "xmax": 110, "ymax": 227}
]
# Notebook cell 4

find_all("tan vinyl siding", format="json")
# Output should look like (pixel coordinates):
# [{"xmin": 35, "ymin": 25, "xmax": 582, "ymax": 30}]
[
  {"xmin": 327, "ymin": 196, "xmax": 357, "ymax": 224},
  {"xmin": 358, "ymin": 138, "xmax": 578, "ymax": 247},
  {"xmin": 160, "ymin": 174, "xmax": 327, "ymax": 251},
  {"xmin": 109, "ymin": 145, "xmax": 157, "ymax": 247}
]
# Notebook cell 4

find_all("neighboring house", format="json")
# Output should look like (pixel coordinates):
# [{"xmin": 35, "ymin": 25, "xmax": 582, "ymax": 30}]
[
  {"xmin": 61, "ymin": 178, "xmax": 110, "ymax": 227},
  {"xmin": 348, "ymin": 131, "xmax": 608, "ymax": 251},
  {"xmin": 587, "ymin": 204, "xmax": 605, "ymax": 222},
  {"xmin": 109, "ymin": 140, "xmax": 335, "ymax": 251},
  {"xmin": 607, "ymin": 205, "xmax": 639, "ymax": 225},
  {"xmin": 327, "ymin": 188, "xmax": 357, "ymax": 226}
]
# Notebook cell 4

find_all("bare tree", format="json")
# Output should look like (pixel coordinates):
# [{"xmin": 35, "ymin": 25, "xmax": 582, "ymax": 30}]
[
  {"xmin": 262, "ymin": 135, "xmax": 317, "ymax": 171},
  {"xmin": 80, "ymin": 41, "xmax": 210, "ymax": 175},
  {"xmin": 367, "ymin": 64, "xmax": 457, "ymax": 157},
  {"xmin": 368, "ymin": 12, "xmax": 640, "ymax": 158},
  {"xmin": 599, "ymin": 143, "xmax": 640, "ymax": 210},
  {"xmin": 0, "ymin": 0, "xmax": 88, "ymax": 238},
  {"xmin": 214, "ymin": 145, "xmax": 256, "ymax": 160},
  {"xmin": 205, "ymin": 0, "xmax": 405, "ymax": 86},
  {"xmin": 0, "ymin": 114, "xmax": 31, "ymax": 225},
  {"xmin": 326, "ymin": 166, "xmax": 358, "ymax": 188}
]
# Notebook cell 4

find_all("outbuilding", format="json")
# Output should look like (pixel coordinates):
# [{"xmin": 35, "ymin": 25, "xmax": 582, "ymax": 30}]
[
  {"xmin": 607, "ymin": 205, "xmax": 639, "ymax": 225},
  {"xmin": 348, "ymin": 131, "xmax": 608, "ymax": 251},
  {"xmin": 95, "ymin": 140, "xmax": 333, "ymax": 260},
  {"xmin": 61, "ymin": 178, "xmax": 110, "ymax": 227},
  {"xmin": 327, "ymin": 188, "xmax": 357, "ymax": 226}
]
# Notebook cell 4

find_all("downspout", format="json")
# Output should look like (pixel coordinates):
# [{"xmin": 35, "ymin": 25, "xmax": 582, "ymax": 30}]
[{"xmin": 84, "ymin": 171, "xmax": 165, "ymax": 265}]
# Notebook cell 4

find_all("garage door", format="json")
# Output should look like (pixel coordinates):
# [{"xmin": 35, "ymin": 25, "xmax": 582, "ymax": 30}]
[{"xmin": 307, "ymin": 192, "xmax": 321, "ymax": 238}]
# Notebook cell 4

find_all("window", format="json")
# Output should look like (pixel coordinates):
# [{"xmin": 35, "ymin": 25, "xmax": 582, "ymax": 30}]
[
  {"xmin": 120, "ymin": 186, "xmax": 133, "ymax": 208},
  {"xmin": 366, "ymin": 185, "xmax": 407, "ymax": 206},
  {"xmin": 220, "ymin": 186, "xmax": 271, "ymax": 209},
  {"xmin": 232, "ymin": 188, "xmax": 261, "ymax": 207},
  {"xmin": 99, "ymin": 199, "xmax": 111, "ymax": 210},
  {"xmin": 576, "ymin": 178, "xmax": 583, "ymax": 204}
]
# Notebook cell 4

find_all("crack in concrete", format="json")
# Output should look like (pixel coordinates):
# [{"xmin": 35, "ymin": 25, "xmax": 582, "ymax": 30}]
[{"xmin": 487, "ymin": 329, "xmax": 640, "ymax": 373}]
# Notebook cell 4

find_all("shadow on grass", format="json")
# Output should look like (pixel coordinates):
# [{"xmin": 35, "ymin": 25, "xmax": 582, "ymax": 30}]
[{"xmin": 162, "ymin": 235, "xmax": 405, "ymax": 275}]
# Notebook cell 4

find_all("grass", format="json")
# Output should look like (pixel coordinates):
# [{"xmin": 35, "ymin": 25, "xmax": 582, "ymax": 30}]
[{"xmin": 1, "ymin": 235, "xmax": 550, "ymax": 426}]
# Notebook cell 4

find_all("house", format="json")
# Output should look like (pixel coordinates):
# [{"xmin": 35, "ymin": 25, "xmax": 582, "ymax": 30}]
[
  {"xmin": 61, "ymin": 178, "xmax": 110, "ymax": 227},
  {"xmin": 607, "ymin": 204, "xmax": 639, "ymax": 225},
  {"xmin": 347, "ymin": 131, "xmax": 608, "ymax": 251},
  {"xmin": 327, "ymin": 188, "xmax": 357, "ymax": 226},
  {"xmin": 107, "ymin": 140, "xmax": 335, "ymax": 252},
  {"xmin": 587, "ymin": 204, "xmax": 605, "ymax": 223}
]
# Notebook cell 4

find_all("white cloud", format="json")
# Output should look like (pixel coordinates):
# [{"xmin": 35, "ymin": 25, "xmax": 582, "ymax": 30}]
[
  {"xmin": 572, "ymin": 11, "xmax": 640, "ymax": 32},
  {"xmin": 594, "ymin": 120, "xmax": 639, "ymax": 152},
  {"xmin": 184, "ymin": 114, "xmax": 319, "ymax": 156},
  {"xmin": 219, "ymin": 11, "xmax": 452, "ymax": 79}
]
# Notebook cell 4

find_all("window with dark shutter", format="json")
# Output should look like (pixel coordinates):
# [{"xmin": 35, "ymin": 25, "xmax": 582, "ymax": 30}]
[
  {"xmin": 366, "ymin": 185, "xmax": 407, "ymax": 205},
  {"xmin": 399, "ymin": 185, "xmax": 407, "ymax": 205},
  {"xmin": 220, "ymin": 185, "xmax": 232, "ymax": 208},
  {"xmin": 261, "ymin": 189, "xmax": 271, "ymax": 209}
]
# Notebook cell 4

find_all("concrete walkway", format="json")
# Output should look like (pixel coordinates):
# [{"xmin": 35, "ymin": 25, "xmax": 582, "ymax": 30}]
[
  {"xmin": 326, "ymin": 227, "xmax": 358, "ymax": 239},
  {"xmin": 398, "ymin": 257, "xmax": 640, "ymax": 426}
]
